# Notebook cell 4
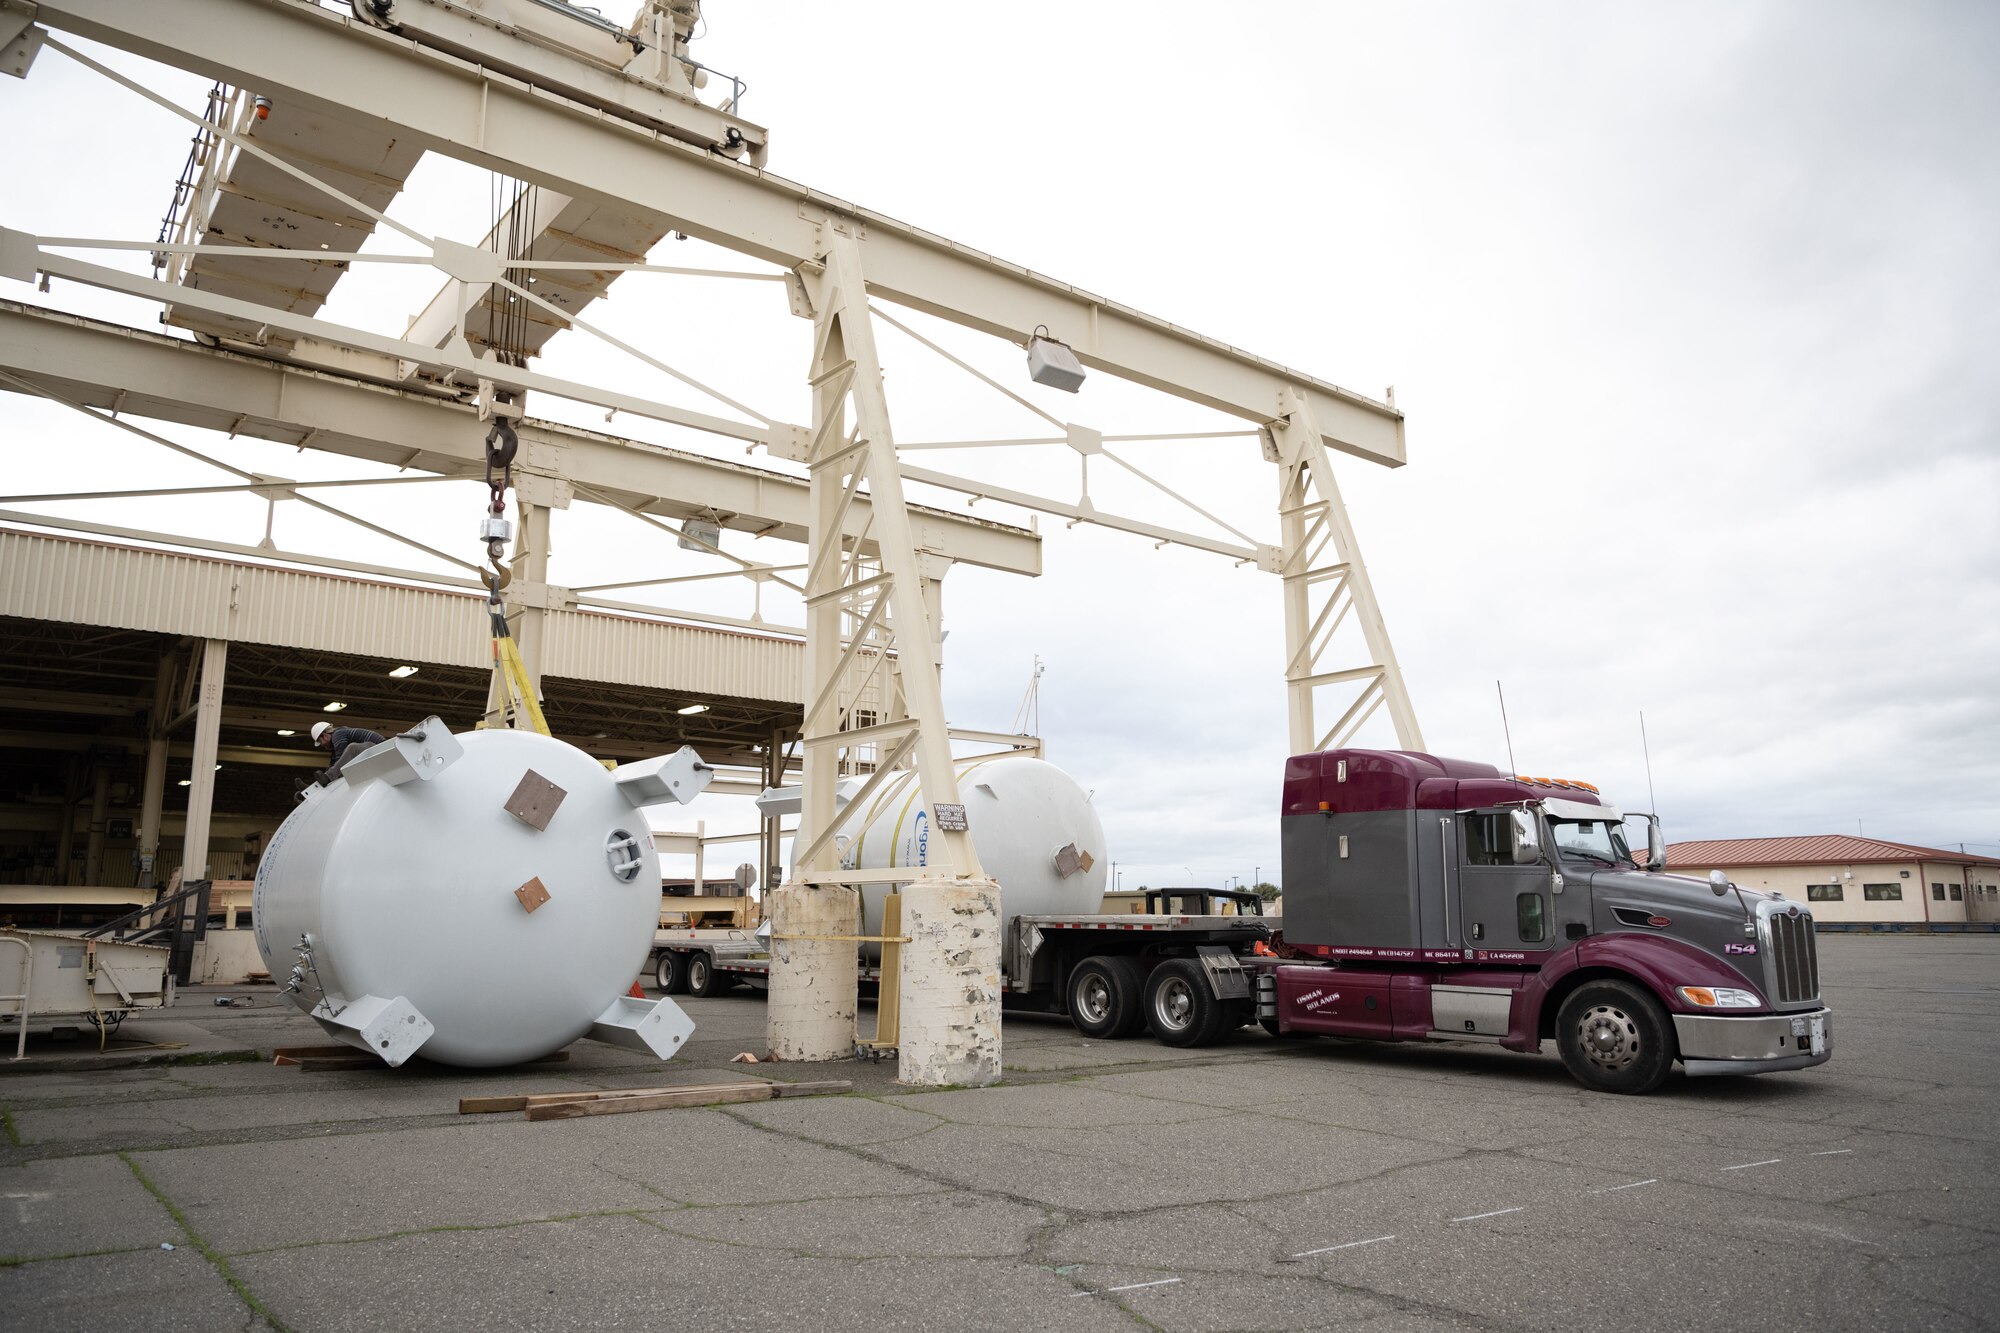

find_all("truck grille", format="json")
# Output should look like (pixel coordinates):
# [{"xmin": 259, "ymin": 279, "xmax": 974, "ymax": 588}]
[{"xmin": 1765, "ymin": 909, "xmax": 1819, "ymax": 1005}]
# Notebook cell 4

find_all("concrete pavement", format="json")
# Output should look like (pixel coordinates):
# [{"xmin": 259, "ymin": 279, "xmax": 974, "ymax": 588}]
[{"xmin": 3, "ymin": 935, "xmax": 1995, "ymax": 1331}]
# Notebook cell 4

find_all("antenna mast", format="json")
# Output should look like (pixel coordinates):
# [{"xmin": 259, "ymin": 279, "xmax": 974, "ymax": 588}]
[
  {"xmin": 1640, "ymin": 710, "xmax": 1659, "ymax": 814},
  {"xmin": 1496, "ymin": 681, "xmax": 1517, "ymax": 775}
]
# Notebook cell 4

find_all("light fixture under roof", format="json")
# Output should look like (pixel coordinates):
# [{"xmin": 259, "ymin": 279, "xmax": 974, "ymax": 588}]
[
  {"xmin": 676, "ymin": 703, "xmax": 709, "ymax": 716},
  {"xmin": 322, "ymin": 701, "xmax": 347, "ymax": 713},
  {"xmin": 177, "ymin": 779, "xmax": 191, "ymax": 787},
  {"xmin": 387, "ymin": 665, "xmax": 419, "ymax": 678},
  {"xmin": 276, "ymin": 729, "xmax": 296, "ymax": 737}
]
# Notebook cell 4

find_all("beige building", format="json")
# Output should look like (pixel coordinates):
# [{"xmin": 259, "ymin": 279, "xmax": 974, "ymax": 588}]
[{"xmin": 1664, "ymin": 835, "xmax": 2000, "ymax": 926}]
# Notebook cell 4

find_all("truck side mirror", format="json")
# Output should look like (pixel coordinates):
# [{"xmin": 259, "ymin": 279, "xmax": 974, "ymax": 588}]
[
  {"xmin": 1646, "ymin": 817, "xmax": 1666, "ymax": 872},
  {"xmin": 1509, "ymin": 808, "xmax": 1542, "ymax": 865},
  {"xmin": 1709, "ymin": 869, "xmax": 1730, "ymax": 897}
]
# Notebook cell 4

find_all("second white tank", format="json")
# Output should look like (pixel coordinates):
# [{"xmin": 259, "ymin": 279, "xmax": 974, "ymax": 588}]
[{"xmin": 831, "ymin": 757, "xmax": 1108, "ymax": 949}]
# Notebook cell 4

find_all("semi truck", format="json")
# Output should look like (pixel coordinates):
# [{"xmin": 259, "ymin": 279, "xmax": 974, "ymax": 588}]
[
  {"xmin": 1239, "ymin": 749, "xmax": 1829, "ymax": 1093},
  {"xmin": 651, "ymin": 748, "xmax": 1831, "ymax": 1094}
]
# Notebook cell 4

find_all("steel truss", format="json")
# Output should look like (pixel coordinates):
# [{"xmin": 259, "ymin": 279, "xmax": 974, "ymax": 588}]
[{"xmin": 1, "ymin": 0, "xmax": 1424, "ymax": 1086}]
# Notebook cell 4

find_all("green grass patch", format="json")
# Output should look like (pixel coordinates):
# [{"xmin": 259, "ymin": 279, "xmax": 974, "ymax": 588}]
[{"xmin": 1, "ymin": 1108, "xmax": 20, "ymax": 1147}]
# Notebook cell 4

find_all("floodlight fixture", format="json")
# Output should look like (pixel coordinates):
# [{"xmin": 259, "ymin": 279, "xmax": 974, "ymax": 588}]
[
  {"xmin": 676, "ymin": 703, "xmax": 709, "ymax": 715},
  {"xmin": 322, "ymin": 701, "xmax": 347, "ymax": 712},
  {"xmin": 387, "ymin": 665, "xmax": 420, "ymax": 678},
  {"xmin": 1027, "ymin": 326, "xmax": 1085, "ymax": 393}
]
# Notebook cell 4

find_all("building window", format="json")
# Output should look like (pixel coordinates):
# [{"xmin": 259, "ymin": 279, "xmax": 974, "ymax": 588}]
[
  {"xmin": 1900, "ymin": 870, "xmax": 1910, "ymax": 878},
  {"xmin": 1807, "ymin": 884, "xmax": 1843, "ymax": 902},
  {"xmin": 1863, "ymin": 884, "xmax": 1903, "ymax": 902},
  {"xmin": 1950, "ymin": 884, "xmax": 1963, "ymax": 901},
  {"xmin": 1932, "ymin": 883, "xmax": 1946, "ymax": 900}
]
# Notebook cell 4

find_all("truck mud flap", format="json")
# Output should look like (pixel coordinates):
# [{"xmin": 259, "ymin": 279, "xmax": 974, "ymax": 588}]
[{"xmin": 1195, "ymin": 946, "xmax": 1250, "ymax": 1001}]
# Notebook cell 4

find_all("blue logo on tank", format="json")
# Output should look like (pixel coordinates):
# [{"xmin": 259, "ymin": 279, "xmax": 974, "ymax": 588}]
[{"xmin": 914, "ymin": 810, "xmax": 929, "ymax": 867}]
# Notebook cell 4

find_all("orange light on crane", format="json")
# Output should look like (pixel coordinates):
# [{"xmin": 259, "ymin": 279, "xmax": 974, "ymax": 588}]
[{"xmin": 254, "ymin": 95, "xmax": 272, "ymax": 121}]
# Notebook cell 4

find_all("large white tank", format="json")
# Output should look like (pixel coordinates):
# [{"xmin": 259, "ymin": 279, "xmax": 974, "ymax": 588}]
[
  {"xmin": 254, "ymin": 720, "xmax": 700, "ymax": 1067},
  {"xmin": 826, "ymin": 757, "xmax": 1108, "ymax": 948}
]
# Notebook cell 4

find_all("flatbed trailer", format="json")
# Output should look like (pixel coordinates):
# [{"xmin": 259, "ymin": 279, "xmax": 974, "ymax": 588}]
[{"xmin": 647, "ymin": 891, "xmax": 1275, "ymax": 1040}]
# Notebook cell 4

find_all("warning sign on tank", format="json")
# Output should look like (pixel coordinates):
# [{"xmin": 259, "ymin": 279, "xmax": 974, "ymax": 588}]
[{"xmin": 931, "ymin": 803, "xmax": 969, "ymax": 831}]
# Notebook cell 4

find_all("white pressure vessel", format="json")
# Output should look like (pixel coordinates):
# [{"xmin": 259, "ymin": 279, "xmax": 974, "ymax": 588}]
[
  {"xmin": 254, "ymin": 724, "xmax": 679, "ymax": 1067},
  {"xmin": 831, "ymin": 757, "xmax": 1108, "ymax": 950}
]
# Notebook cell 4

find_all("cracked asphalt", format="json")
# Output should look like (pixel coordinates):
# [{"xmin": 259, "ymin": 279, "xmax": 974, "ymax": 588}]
[{"xmin": 2, "ymin": 935, "xmax": 1994, "ymax": 1332}]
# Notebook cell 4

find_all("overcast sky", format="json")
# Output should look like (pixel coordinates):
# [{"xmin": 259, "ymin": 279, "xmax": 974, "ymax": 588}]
[{"xmin": 3, "ymin": 2, "xmax": 1995, "ymax": 886}]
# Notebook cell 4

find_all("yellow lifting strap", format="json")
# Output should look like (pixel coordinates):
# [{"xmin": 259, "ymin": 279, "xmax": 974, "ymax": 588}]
[{"xmin": 488, "ymin": 630, "xmax": 552, "ymax": 737}]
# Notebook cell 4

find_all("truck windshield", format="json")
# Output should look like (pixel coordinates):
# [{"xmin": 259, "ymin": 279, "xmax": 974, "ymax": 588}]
[{"xmin": 1550, "ymin": 818, "xmax": 1635, "ymax": 867}]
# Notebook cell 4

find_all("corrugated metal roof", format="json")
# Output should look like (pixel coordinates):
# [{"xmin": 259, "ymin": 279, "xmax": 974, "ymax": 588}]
[
  {"xmin": 1665, "ymin": 835, "xmax": 2000, "ymax": 869},
  {"xmin": 0, "ymin": 527, "xmax": 803, "ymax": 702}
]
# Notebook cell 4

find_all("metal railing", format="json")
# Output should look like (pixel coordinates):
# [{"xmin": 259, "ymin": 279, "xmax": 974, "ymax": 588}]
[
  {"xmin": 2, "ymin": 934, "xmax": 30, "ymax": 1061},
  {"xmin": 84, "ymin": 880, "xmax": 213, "ymax": 986}
]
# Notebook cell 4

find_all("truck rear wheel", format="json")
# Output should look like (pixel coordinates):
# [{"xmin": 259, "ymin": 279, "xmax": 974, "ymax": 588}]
[
  {"xmin": 1145, "ymin": 958, "xmax": 1228, "ymax": 1047},
  {"xmin": 1067, "ymin": 955, "xmax": 1147, "ymax": 1039},
  {"xmin": 686, "ymin": 951, "xmax": 727, "ymax": 997},
  {"xmin": 655, "ymin": 950, "xmax": 688, "ymax": 995},
  {"xmin": 1556, "ymin": 980, "xmax": 1676, "ymax": 1094}
]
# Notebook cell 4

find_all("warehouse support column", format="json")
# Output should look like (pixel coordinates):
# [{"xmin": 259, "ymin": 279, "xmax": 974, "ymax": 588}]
[
  {"xmin": 136, "ymin": 654, "xmax": 172, "ymax": 890},
  {"xmin": 82, "ymin": 761, "xmax": 111, "ymax": 885},
  {"xmin": 179, "ymin": 639, "xmax": 229, "ymax": 882}
]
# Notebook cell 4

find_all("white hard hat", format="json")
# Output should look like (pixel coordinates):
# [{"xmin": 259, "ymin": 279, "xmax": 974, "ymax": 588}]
[{"xmin": 311, "ymin": 721, "xmax": 332, "ymax": 742}]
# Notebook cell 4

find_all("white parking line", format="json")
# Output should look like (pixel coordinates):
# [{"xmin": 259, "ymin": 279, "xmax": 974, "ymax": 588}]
[
  {"xmin": 1810, "ymin": 1149, "xmax": 1853, "ymax": 1157},
  {"xmin": 1721, "ymin": 1159, "xmax": 1781, "ymax": 1171},
  {"xmin": 1595, "ymin": 1178, "xmax": 1658, "ymax": 1193},
  {"xmin": 1068, "ymin": 1278, "xmax": 1182, "ymax": 1299},
  {"xmin": 1451, "ymin": 1207, "xmax": 1523, "ymax": 1222},
  {"xmin": 1290, "ymin": 1235, "xmax": 1398, "ymax": 1258}
]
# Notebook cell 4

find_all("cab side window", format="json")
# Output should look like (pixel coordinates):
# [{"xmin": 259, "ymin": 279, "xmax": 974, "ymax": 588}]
[{"xmin": 1463, "ymin": 813, "xmax": 1512, "ymax": 866}]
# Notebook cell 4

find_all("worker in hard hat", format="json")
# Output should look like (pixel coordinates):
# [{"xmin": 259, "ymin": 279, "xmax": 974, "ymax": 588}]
[{"xmin": 309, "ymin": 720, "xmax": 386, "ymax": 787}]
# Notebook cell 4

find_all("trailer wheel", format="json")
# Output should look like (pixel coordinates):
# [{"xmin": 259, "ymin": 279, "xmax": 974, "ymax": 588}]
[
  {"xmin": 1145, "ymin": 958, "xmax": 1228, "ymax": 1047},
  {"xmin": 655, "ymin": 950, "xmax": 689, "ymax": 995},
  {"xmin": 1067, "ymin": 955, "xmax": 1146, "ymax": 1040},
  {"xmin": 1556, "ymin": 980, "xmax": 1676, "ymax": 1094},
  {"xmin": 686, "ymin": 951, "xmax": 727, "ymax": 997}
]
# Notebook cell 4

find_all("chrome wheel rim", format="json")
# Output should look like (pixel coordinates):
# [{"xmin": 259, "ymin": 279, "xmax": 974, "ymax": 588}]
[
  {"xmin": 1076, "ymin": 975, "xmax": 1113, "ymax": 1025},
  {"xmin": 1154, "ymin": 977, "xmax": 1195, "ymax": 1032},
  {"xmin": 1574, "ymin": 1002, "xmax": 1641, "ymax": 1071}
]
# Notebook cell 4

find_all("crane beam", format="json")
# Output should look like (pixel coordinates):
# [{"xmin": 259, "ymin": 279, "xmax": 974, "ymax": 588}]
[
  {"xmin": 25, "ymin": 0, "xmax": 1405, "ymax": 467},
  {"xmin": 0, "ymin": 301, "xmax": 1040, "ymax": 576}
]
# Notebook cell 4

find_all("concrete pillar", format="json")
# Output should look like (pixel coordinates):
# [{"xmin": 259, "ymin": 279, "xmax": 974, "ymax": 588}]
[
  {"xmin": 897, "ymin": 876, "xmax": 1003, "ymax": 1087},
  {"xmin": 137, "ymin": 653, "xmax": 174, "ymax": 889},
  {"xmin": 82, "ymin": 762, "xmax": 111, "ymax": 885},
  {"xmin": 764, "ymin": 882, "xmax": 859, "ymax": 1062},
  {"xmin": 179, "ymin": 639, "xmax": 229, "ymax": 882}
]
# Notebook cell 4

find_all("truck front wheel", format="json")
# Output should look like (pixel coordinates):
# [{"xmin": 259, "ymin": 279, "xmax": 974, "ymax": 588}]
[
  {"xmin": 1067, "ymin": 955, "xmax": 1147, "ymax": 1039},
  {"xmin": 1145, "ymin": 958, "xmax": 1228, "ymax": 1047},
  {"xmin": 1556, "ymin": 980, "xmax": 1676, "ymax": 1094}
]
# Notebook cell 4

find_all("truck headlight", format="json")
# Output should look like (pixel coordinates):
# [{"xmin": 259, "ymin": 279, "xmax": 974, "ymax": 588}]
[{"xmin": 1677, "ymin": 986, "xmax": 1762, "ymax": 1009}]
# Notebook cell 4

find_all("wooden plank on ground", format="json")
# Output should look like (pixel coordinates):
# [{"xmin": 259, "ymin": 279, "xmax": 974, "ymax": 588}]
[
  {"xmin": 460, "ymin": 1079, "xmax": 849, "ymax": 1115},
  {"xmin": 518, "ymin": 1079, "xmax": 852, "ymax": 1122}
]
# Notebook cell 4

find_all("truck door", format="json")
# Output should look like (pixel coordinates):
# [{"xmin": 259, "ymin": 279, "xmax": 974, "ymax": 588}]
[{"xmin": 1452, "ymin": 810, "xmax": 1555, "ymax": 955}]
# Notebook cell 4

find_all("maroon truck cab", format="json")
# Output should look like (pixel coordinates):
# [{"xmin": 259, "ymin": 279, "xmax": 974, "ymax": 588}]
[{"xmin": 1262, "ymin": 749, "xmax": 1832, "ymax": 1094}]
